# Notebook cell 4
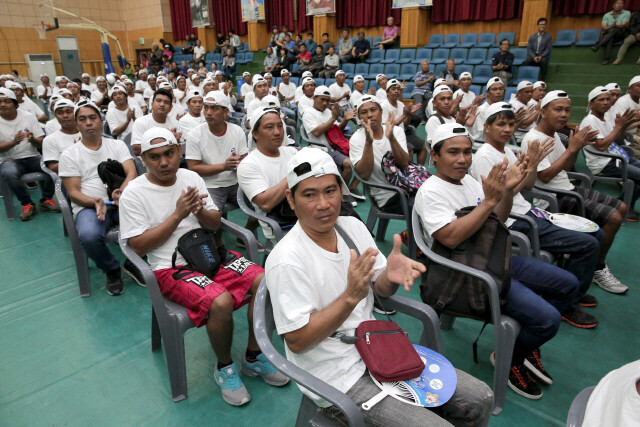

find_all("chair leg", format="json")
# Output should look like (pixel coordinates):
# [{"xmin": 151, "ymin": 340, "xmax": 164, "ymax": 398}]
[
  {"xmin": 375, "ymin": 218, "xmax": 389, "ymax": 241},
  {"xmin": 623, "ymin": 179, "xmax": 634, "ymax": 220},
  {"xmin": 161, "ymin": 324, "xmax": 189, "ymax": 402},
  {"xmin": 1, "ymin": 182, "xmax": 16, "ymax": 220},
  {"xmin": 492, "ymin": 315, "xmax": 520, "ymax": 416},
  {"xmin": 295, "ymin": 395, "xmax": 324, "ymax": 427},
  {"xmin": 151, "ymin": 308, "xmax": 162, "ymax": 351},
  {"xmin": 365, "ymin": 208, "xmax": 378, "ymax": 234},
  {"xmin": 439, "ymin": 313, "xmax": 456, "ymax": 330}
]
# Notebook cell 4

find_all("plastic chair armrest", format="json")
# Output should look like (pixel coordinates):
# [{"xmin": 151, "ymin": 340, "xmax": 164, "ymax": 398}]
[
  {"xmin": 566, "ymin": 171, "xmax": 592, "ymax": 190},
  {"xmin": 584, "ymin": 145, "xmax": 628, "ymax": 183},
  {"xmin": 378, "ymin": 294, "xmax": 443, "ymax": 352},
  {"xmin": 220, "ymin": 218, "xmax": 259, "ymax": 264},
  {"xmin": 533, "ymin": 184, "xmax": 586, "ymax": 217},
  {"xmin": 521, "ymin": 188, "xmax": 559, "ymax": 213},
  {"xmin": 508, "ymin": 212, "xmax": 541, "ymax": 259}
]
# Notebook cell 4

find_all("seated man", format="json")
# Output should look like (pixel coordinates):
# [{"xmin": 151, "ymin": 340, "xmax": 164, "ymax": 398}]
[
  {"xmin": 276, "ymin": 69, "xmax": 297, "ymax": 116},
  {"xmin": 411, "ymin": 60, "xmax": 435, "ymax": 124},
  {"xmin": 351, "ymin": 95, "xmax": 410, "ymax": 213},
  {"xmin": 296, "ymin": 76, "xmax": 316, "ymax": 117},
  {"xmin": 611, "ymin": 76, "xmax": 640, "ymax": 157},
  {"xmin": 294, "ymin": 71, "xmax": 314, "ymax": 105},
  {"xmin": 339, "ymin": 29, "xmax": 354, "ymax": 63},
  {"xmin": 6, "ymin": 82, "xmax": 48, "ymax": 123},
  {"xmin": 81, "ymin": 73, "xmax": 98, "ymax": 93},
  {"xmin": 301, "ymin": 85, "xmax": 363, "ymax": 201},
  {"xmin": 532, "ymin": 81, "xmax": 547, "ymax": 102},
  {"xmin": 468, "ymin": 77, "xmax": 506, "ymax": 142},
  {"xmin": 439, "ymin": 59, "xmax": 459, "ymax": 92},
  {"xmin": 591, "ymin": 0, "xmax": 630, "ymax": 65},
  {"xmin": 119, "ymin": 127, "xmax": 288, "ymax": 407},
  {"xmin": 510, "ymin": 81, "xmax": 541, "ymax": 144},
  {"xmin": 524, "ymin": 90, "xmax": 628, "ymax": 294},
  {"xmin": 472, "ymin": 102, "xmax": 602, "ymax": 329},
  {"xmin": 382, "ymin": 79, "xmax": 425, "ymax": 164},
  {"xmin": 417, "ymin": 123, "xmax": 580, "ymax": 399},
  {"xmin": 350, "ymin": 75, "xmax": 368, "ymax": 109},
  {"xmin": 134, "ymin": 69, "xmax": 149, "ymax": 94},
  {"xmin": 295, "ymin": 44, "xmax": 312, "ymax": 76},
  {"xmin": 0, "ymin": 88, "xmax": 59, "ymax": 221},
  {"xmin": 580, "ymin": 86, "xmax": 640, "ymax": 219},
  {"xmin": 328, "ymin": 69, "xmax": 351, "ymax": 112},
  {"xmin": 375, "ymin": 73, "xmax": 388, "ymax": 102},
  {"xmin": 350, "ymin": 32, "xmax": 371, "ymax": 63},
  {"xmin": 491, "ymin": 39, "xmax": 515, "ymax": 87},
  {"xmin": 177, "ymin": 88, "xmax": 204, "ymax": 136},
  {"xmin": 123, "ymin": 79, "xmax": 148, "ymax": 114},
  {"xmin": 59, "ymin": 101, "xmax": 139, "ymax": 295},
  {"xmin": 266, "ymin": 147, "xmax": 493, "ymax": 425},
  {"xmin": 106, "ymin": 84, "xmax": 143, "ymax": 139},
  {"xmin": 186, "ymin": 91, "xmax": 260, "ymax": 248},
  {"xmin": 131, "ymin": 89, "xmax": 181, "ymax": 156},
  {"xmin": 245, "ymin": 75, "xmax": 270, "ymax": 125},
  {"xmin": 42, "ymin": 99, "xmax": 80, "ymax": 174},
  {"xmin": 238, "ymin": 107, "xmax": 299, "ymax": 243}
]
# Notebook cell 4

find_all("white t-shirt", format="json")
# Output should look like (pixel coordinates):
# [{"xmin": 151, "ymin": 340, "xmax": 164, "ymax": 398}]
[
  {"xmin": 0, "ymin": 110, "xmax": 44, "ymax": 162},
  {"xmin": 58, "ymin": 138, "xmax": 132, "ymax": 215},
  {"xmin": 425, "ymin": 114, "xmax": 456, "ymax": 146},
  {"xmin": 522, "ymin": 129, "xmax": 573, "ymax": 192},
  {"xmin": 302, "ymin": 107, "xmax": 334, "ymax": 146},
  {"xmin": 381, "ymin": 99, "xmax": 405, "ymax": 130},
  {"xmin": 90, "ymin": 89, "xmax": 109, "ymax": 104},
  {"xmin": 613, "ymin": 93, "xmax": 640, "ymax": 133},
  {"xmin": 42, "ymin": 130, "xmax": 81, "ymax": 164},
  {"xmin": 244, "ymin": 91, "xmax": 256, "ymax": 106},
  {"xmin": 453, "ymin": 89, "xmax": 475, "ymax": 109},
  {"xmin": 350, "ymin": 90, "xmax": 365, "ymax": 110},
  {"xmin": 36, "ymin": 84, "xmax": 54, "ymax": 99},
  {"xmin": 237, "ymin": 146, "xmax": 299, "ymax": 239},
  {"xmin": 45, "ymin": 118, "xmax": 61, "ymax": 135},
  {"xmin": 177, "ymin": 113, "xmax": 205, "ymax": 136},
  {"xmin": 294, "ymin": 86, "xmax": 304, "ymax": 103},
  {"xmin": 471, "ymin": 143, "xmax": 531, "ymax": 226},
  {"xmin": 278, "ymin": 82, "xmax": 296, "ymax": 101},
  {"xmin": 511, "ymin": 98, "xmax": 537, "ymax": 132},
  {"xmin": 135, "ymin": 80, "xmax": 150, "ymax": 93},
  {"xmin": 426, "ymin": 98, "xmax": 435, "ymax": 117},
  {"xmin": 241, "ymin": 83, "xmax": 253, "ymax": 97},
  {"xmin": 119, "ymin": 169, "xmax": 218, "ymax": 270},
  {"xmin": 415, "ymin": 175, "xmax": 484, "ymax": 243},
  {"xmin": 376, "ymin": 88, "xmax": 387, "ymax": 103},
  {"xmin": 265, "ymin": 216, "xmax": 386, "ymax": 407},
  {"xmin": 469, "ymin": 101, "xmax": 491, "ymax": 142},
  {"xmin": 185, "ymin": 122, "xmax": 248, "ymax": 188},
  {"xmin": 297, "ymin": 95, "xmax": 314, "ymax": 117},
  {"xmin": 18, "ymin": 98, "xmax": 44, "ymax": 118},
  {"xmin": 131, "ymin": 114, "xmax": 179, "ymax": 146},
  {"xmin": 194, "ymin": 45, "xmax": 206, "ymax": 60},
  {"xmin": 143, "ymin": 86, "xmax": 156, "ymax": 102},
  {"xmin": 106, "ymin": 104, "xmax": 143, "ymax": 138},
  {"xmin": 128, "ymin": 93, "xmax": 147, "ymax": 111},
  {"xmin": 580, "ymin": 113, "xmax": 615, "ymax": 174},
  {"xmin": 349, "ymin": 125, "xmax": 408, "ymax": 207},
  {"xmin": 329, "ymin": 83, "xmax": 351, "ymax": 107},
  {"xmin": 82, "ymin": 82, "xmax": 98, "ymax": 92},
  {"xmin": 246, "ymin": 97, "xmax": 266, "ymax": 121},
  {"xmin": 583, "ymin": 360, "xmax": 640, "ymax": 427}
]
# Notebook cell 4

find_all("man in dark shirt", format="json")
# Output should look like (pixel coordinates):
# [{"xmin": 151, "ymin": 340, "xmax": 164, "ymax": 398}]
[
  {"xmin": 304, "ymin": 33, "xmax": 317, "ymax": 57},
  {"xmin": 524, "ymin": 17, "xmax": 553, "ymax": 80},
  {"xmin": 614, "ymin": 11, "xmax": 640, "ymax": 64},
  {"xmin": 439, "ymin": 59, "xmax": 459, "ymax": 92},
  {"xmin": 215, "ymin": 31, "xmax": 227, "ymax": 53},
  {"xmin": 351, "ymin": 32, "xmax": 371, "ymax": 63},
  {"xmin": 320, "ymin": 33, "xmax": 335, "ymax": 54},
  {"xmin": 310, "ymin": 46, "xmax": 325, "ymax": 77},
  {"xmin": 492, "ymin": 39, "xmax": 515, "ymax": 87}
]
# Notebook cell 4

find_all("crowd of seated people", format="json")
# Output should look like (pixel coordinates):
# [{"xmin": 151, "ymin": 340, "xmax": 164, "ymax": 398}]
[{"xmin": 3, "ymin": 18, "xmax": 640, "ymax": 422}]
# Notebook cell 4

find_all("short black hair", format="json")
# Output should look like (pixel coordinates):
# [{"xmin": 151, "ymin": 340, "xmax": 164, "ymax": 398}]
[
  {"xmin": 485, "ymin": 109, "xmax": 515, "ymax": 125},
  {"xmin": 322, "ymin": 32, "xmax": 329, "ymax": 37},
  {"xmin": 500, "ymin": 39, "xmax": 510, "ymax": 45},
  {"xmin": 153, "ymin": 88, "xmax": 174, "ymax": 102},
  {"xmin": 537, "ymin": 17, "xmax": 547, "ymax": 24},
  {"xmin": 307, "ymin": 32, "xmax": 313, "ymax": 37},
  {"xmin": 229, "ymin": 29, "xmax": 236, "ymax": 34}
]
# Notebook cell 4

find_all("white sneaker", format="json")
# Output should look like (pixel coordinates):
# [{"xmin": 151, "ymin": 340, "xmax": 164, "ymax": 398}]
[{"xmin": 593, "ymin": 266, "xmax": 628, "ymax": 294}]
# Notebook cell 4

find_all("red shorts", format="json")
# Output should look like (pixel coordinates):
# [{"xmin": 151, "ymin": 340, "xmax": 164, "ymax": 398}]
[{"xmin": 154, "ymin": 251, "xmax": 264, "ymax": 327}]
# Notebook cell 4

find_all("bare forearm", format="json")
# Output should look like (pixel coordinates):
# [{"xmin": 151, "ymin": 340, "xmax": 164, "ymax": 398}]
[
  {"xmin": 252, "ymin": 179, "xmax": 288, "ymax": 212},
  {"xmin": 390, "ymin": 135, "xmax": 409, "ymax": 169},
  {"xmin": 494, "ymin": 191, "xmax": 514, "ymax": 222},
  {"xmin": 129, "ymin": 212, "xmax": 183, "ymax": 255},
  {"xmin": 311, "ymin": 117, "xmax": 337, "ymax": 137},
  {"xmin": 111, "ymin": 119, "xmax": 131, "ymax": 137},
  {"xmin": 0, "ymin": 139, "xmax": 18, "ymax": 152},
  {"xmin": 196, "ymin": 208, "xmax": 222, "ymax": 231},
  {"xmin": 373, "ymin": 270, "xmax": 399, "ymax": 298},
  {"xmin": 538, "ymin": 148, "xmax": 579, "ymax": 182},
  {"xmin": 355, "ymin": 144, "xmax": 375, "ymax": 179},
  {"xmin": 433, "ymin": 201, "xmax": 496, "ymax": 248},
  {"xmin": 187, "ymin": 160, "xmax": 228, "ymax": 176}
]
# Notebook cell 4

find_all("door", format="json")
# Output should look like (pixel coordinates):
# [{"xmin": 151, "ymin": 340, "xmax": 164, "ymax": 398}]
[{"xmin": 57, "ymin": 36, "xmax": 82, "ymax": 79}]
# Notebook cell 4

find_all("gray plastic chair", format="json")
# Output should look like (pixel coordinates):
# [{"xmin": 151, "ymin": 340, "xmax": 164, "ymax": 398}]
[
  {"xmin": 55, "ymin": 178, "xmax": 119, "ymax": 297},
  {"xmin": 534, "ymin": 172, "xmax": 592, "ymax": 218},
  {"xmin": 253, "ymin": 278, "xmax": 443, "ymax": 427},
  {"xmin": 411, "ymin": 209, "xmax": 521, "ymax": 416},
  {"xmin": 566, "ymin": 386, "xmax": 595, "ymax": 427},
  {"xmin": 351, "ymin": 167, "xmax": 417, "ymax": 259},
  {"xmin": 236, "ymin": 187, "xmax": 285, "ymax": 262},
  {"xmin": 119, "ymin": 217, "xmax": 259, "ymax": 402},
  {"xmin": 583, "ymin": 146, "xmax": 634, "ymax": 220},
  {"xmin": 0, "ymin": 170, "xmax": 50, "ymax": 220}
]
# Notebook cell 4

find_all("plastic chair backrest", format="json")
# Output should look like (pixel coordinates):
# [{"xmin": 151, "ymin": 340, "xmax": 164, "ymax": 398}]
[
  {"xmin": 400, "ymin": 49, "xmax": 416, "ymax": 60},
  {"xmin": 428, "ymin": 34, "xmax": 444, "ymax": 46},
  {"xmin": 433, "ymin": 48, "xmax": 450, "ymax": 60},
  {"xmin": 478, "ymin": 32, "xmax": 496, "ymax": 46},
  {"xmin": 444, "ymin": 33, "xmax": 461, "ymax": 46},
  {"xmin": 416, "ymin": 48, "xmax": 432, "ymax": 61}
]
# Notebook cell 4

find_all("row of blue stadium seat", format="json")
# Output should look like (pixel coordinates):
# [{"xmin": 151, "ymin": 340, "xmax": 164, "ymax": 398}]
[
  {"xmin": 172, "ymin": 42, "xmax": 249, "ymax": 55},
  {"xmin": 553, "ymin": 29, "xmax": 603, "ymax": 47},
  {"xmin": 426, "ymin": 32, "xmax": 516, "ymax": 49},
  {"xmin": 363, "ymin": 47, "xmax": 527, "ymax": 66}
]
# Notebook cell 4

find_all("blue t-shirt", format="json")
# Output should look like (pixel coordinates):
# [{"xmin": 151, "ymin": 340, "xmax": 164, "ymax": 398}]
[
  {"xmin": 354, "ymin": 39, "xmax": 371, "ymax": 55},
  {"xmin": 492, "ymin": 51, "xmax": 514, "ymax": 73},
  {"xmin": 285, "ymin": 40, "xmax": 297, "ymax": 57}
]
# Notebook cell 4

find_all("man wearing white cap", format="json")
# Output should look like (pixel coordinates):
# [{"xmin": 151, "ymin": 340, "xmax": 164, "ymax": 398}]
[
  {"xmin": 90, "ymin": 76, "xmax": 111, "ymax": 110},
  {"xmin": 581, "ymin": 85, "xmax": 640, "ymax": 218},
  {"xmin": 294, "ymin": 70, "xmax": 314, "ymax": 104},
  {"xmin": 425, "ymin": 78, "xmax": 448, "ymax": 119},
  {"xmin": 177, "ymin": 89, "xmax": 205, "ymax": 136},
  {"xmin": 0, "ymin": 88, "xmax": 58, "ymax": 221},
  {"xmin": 240, "ymin": 72, "xmax": 253, "ymax": 99},
  {"xmin": 439, "ymin": 59, "xmax": 460, "ymax": 92},
  {"xmin": 511, "ymin": 81, "xmax": 541, "ymax": 144},
  {"xmin": 381, "ymin": 79, "xmax": 424, "ymax": 164},
  {"xmin": 266, "ymin": 148, "xmax": 493, "ymax": 425},
  {"xmin": 473, "ymin": 102, "xmax": 602, "ymax": 329},
  {"xmin": 44, "ymin": 94, "xmax": 62, "ymax": 135},
  {"xmin": 523, "ymin": 90, "xmax": 629, "ymax": 294},
  {"xmin": 276, "ymin": 69, "xmax": 297, "ymax": 120},
  {"xmin": 297, "ymin": 76, "xmax": 316, "ymax": 117},
  {"xmin": 119, "ymin": 127, "xmax": 287, "ymax": 406},
  {"xmin": 52, "ymin": 76, "xmax": 68, "ymax": 96},
  {"xmin": 123, "ymin": 79, "xmax": 147, "ymax": 115},
  {"xmin": 328, "ymin": 70, "xmax": 351, "ymax": 109},
  {"xmin": 134, "ymin": 69, "xmax": 149, "ymax": 94},
  {"xmin": 106, "ymin": 84, "xmax": 142, "ymax": 139},
  {"xmin": 417, "ymin": 122, "xmax": 579, "ymax": 401},
  {"xmin": 81, "ymin": 73, "xmax": 97, "ymax": 93},
  {"xmin": 36, "ymin": 74, "xmax": 54, "ymax": 114},
  {"xmin": 425, "ymin": 86, "xmax": 458, "ymax": 161},
  {"xmin": 612, "ymin": 76, "xmax": 640, "ymax": 156},
  {"xmin": 468, "ymin": 76, "xmax": 506, "ymax": 142},
  {"xmin": 186, "ymin": 91, "xmax": 259, "ymax": 248},
  {"xmin": 374, "ymin": 74, "xmax": 388, "ymax": 102},
  {"xmin": 350, "ymin": 75, "xmax": 368, "ymax": 109},
  {"xmin": 132, "ymin": 88, "xmax": 180, "ymax": 156},
  {"xmin": 142, "ymin": 74, "xmax": 157, "ymax": 106},
  {"xmin": 42, "ymin": 99, "xmax": 79, "ymax": 174},
  {"xmin": 532, "ymin": 81, "xmax": 547, "ymax": 102},
  {"xmin": 7, "ymin": 82, "xmax": 48, "ymax": 124},
  {"xmin": 452, "ymin": 72, "xmax": 477, "ymax": 110},
  {"xmin": 59, "ymin": 100, "xmax": 139, "ymax": 295},
  {"xmin": 246, "ymin": 75, "xmax": 270, "ymax": 121}
]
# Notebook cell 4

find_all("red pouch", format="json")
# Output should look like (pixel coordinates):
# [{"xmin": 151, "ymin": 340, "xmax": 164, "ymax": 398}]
[
  {"xmin": 354, "ymin": 319, "xmax": 424, "ymax": 382},
  {"xmin": 325, "ymin": 124, "xmax": 350, "ymax": 156}
]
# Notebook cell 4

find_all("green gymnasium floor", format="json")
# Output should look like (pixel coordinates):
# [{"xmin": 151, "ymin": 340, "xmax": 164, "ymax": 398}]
[{"xmin": 1, "ymin": 141, "xmax": 639, "ymax": 426}]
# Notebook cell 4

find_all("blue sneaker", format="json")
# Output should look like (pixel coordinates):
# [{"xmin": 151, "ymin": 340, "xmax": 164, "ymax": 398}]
[
  {"xmin": 241, "ymin": 353, "xmax": 290, "ymax": 386},
  {"xmin": 214, "ymin": 362, "xmax": 251, "ymax": 406}
]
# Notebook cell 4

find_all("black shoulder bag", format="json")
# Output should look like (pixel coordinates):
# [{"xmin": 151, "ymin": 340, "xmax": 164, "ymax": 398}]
[{"xmin": 97, "ymin": 159, "xmax": 126, "ymax": 201}]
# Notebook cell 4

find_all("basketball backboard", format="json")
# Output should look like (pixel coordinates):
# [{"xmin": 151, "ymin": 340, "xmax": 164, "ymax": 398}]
[{"xmin": 38, "ymin": 0, "xmax": 59, "ymax": 31}]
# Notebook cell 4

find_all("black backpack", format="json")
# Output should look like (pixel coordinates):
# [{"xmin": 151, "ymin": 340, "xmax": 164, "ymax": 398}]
[
  {"xmin": 97, "ymin": 159, "xmax": 126, "ymax": 201},
  {"xmin": 420, "ymin": 206, "xmax": 511, "ymax": 320}
]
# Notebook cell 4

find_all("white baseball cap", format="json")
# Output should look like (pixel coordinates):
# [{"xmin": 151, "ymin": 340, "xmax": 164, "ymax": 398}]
[
  {"xmin": 252, "ymin": 74, "xmax": 266, "ymax": 85},
  {"xmin": 376, "ymin": 73, "xmax": 386, "ymax": 81},
  {"xmin": 73, "ymin": 100, "xmax": 101, "ymax": 118},
  {"xmin": 264, "ymin": 72, "xmax": 273, "ymax": 78},
  {"xmin": 516, "ymin": 81, "xmax": 533, "ymax": 92},
  {"xmin": 301, "ymin": 77, "xmax": 315, "ymax": 87},
  {"xmin": 386, "ymin": 78, "xmax": 401, "ymax": 90},
  {"xmin": 53, "ymin": 98, "xmax": 75, "ymax": 112},
  {"xmin": 58, "ymin": 88, "xmax": 73, "ymax": 97},
  {"xmin": 260, "ymin": 94, "xmax": 279, "ymax": 108},
  {"xmin": 353, "ymin": 94, "xmax": 380, "ymax": 112},
  {"xmin": 203, "ymin": 90, "xmax": 230, "ymax": 108},
  {"xmin": 185, "ymin": 88, "xmax": 204, "ymax": 103},
  {"xmin": 158, "ymin": 81, "xmax": 172, "ymax": 89},
  {"xmin": 242, "ymin": 71, "xmax": 251, "ymax": 77},
  {"xmin": 40, "ymin": 73, "xmax": 49, "ymax": 78},
  {"xmin": 81, "ymin": 73, "xmax": 90, "ymax": 78},
  {"xmin": 190, "ymin": 74, "xmax": 200, "ymax": 81},
  {"xmin": 431, "ymin": 123, "xmax": 472, "ymax": 150},
  {"xmin": 588, "ymin": 86, "xmax": 609, "ymax": 102},
  {"xmin": 5, "ymin": 81, "xmax": 21, "ymax": 90},
  {"xmin": 533, "ymin": 81, "xmax": 547, "ymax": 90},
  {"xmin": 122, "ymin": 78, "xmax": 134, "ymax": 85},
  {"xmin": 353, "ymin": 75, "xmax": 365, "ymax": 83},
  {"xmin": 459, "ymin": 72, "xmax": 472, "ymax": 80},
  {"xmin": 434, "ymin": 78, "xmax": 446, "ymax": 87},
  {"xmin": 605, "ymin": 82, "xmax": 621, "ymax": 92},
  {"xmin": 66, "ymin": 81, "xmax": 79, "ymax": 88},
  {"xmin": 629, "ymin": 75, "xmax": 640, "ymax": 87},
  {"xmin": 281, "ymin": 69, "xmax": 290, "ymax": 75},
  {"xmin": 111, "ymin": 84, "xmax": 127, "ymax": 94},
  {"xmin": 0, "ymin": 88, "xmax": 16, "ymax": 101},
  {"xmin": 335, "ymin": 70, "xmax": 345, "ymax": 77},
  {"xmin": 433, "ymin": 85, "xmax": 452, "ymax": 99},
  {"xmin": 486, "ymin": 76, "xmax": 504, "ymax": 89},
  {"xmin": 313, "ymin": 85, "xmax": 331, "ymax": 97},
  {"xmin": 302, "ymin": 71, "xmax": 313, "ymax": 79},
  {"xmin": 286, "ymin": 147, "xmax": 350, "ymax": 195},
  {"xmin": 140, "ymin": 127, "xmax": 179, "ymax": 154},
  {"xmin": 96, "ymin": 76, "xmax": 106, "ymax": 82},
  {"xmin": 484, "ymin": 101, "xmax": 514, "ymax": 120},
  {"xmin": 249, "ymin": 107, "xmax": 281, "ymax": 132},
  {"xmin": 541, "ymin": 90, "xmax": 570, "ymax": 108}
]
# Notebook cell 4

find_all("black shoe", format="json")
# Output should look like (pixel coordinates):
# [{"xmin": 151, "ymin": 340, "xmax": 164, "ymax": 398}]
[
  {"xmin": 26, "ymin": 181, "xmax": 39, "ymax": 189},
  {"xmin": 590, "ymin": 45, "xmax": 599, "ymax": 52},
  {"xmin": 349, "ymin": 188, "xmax": 366, "ymax": 201},
  {"xmin": 373, "ymin": 301, "xmax": 396, "ymax": 315},
  {"xmin": 562, "ymin": 308, "xmax": 598, "ymax": 329},
  {"xmin": 524, "ymin": 349, "xmax": 553, "ymax": 385},
  {"xmin": 123, "ymin": 259, "xmax": 145, "ymax": 287},
  {"xmin": 578, "ymin": 294, "xmax": 598, "ymax": 308},
  {"xmin": 106, "ymin": 268, "xmax": 124, "ymax": 296},
  {"xmin": 508, "ymin": 364, "xmax": 543, "ymax": 400}
]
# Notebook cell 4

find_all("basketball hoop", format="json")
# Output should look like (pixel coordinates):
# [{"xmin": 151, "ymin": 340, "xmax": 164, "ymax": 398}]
[{"xmin": 34, "ymin": 24, "xmax": 47, "ymax": 40}]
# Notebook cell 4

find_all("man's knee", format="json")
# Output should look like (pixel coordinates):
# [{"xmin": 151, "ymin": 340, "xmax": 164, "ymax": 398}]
[
  {"xmin": 77, "ymin": 222, "xmax": 105, "ymax": 246},
  {"xmin": 0, "ymin": 161, "xmax": 20, "ymax": 179},
  {"xmin": 343, "ymin": 158, "xmax": 352, "ymax": 169},
  {"xmin": 209, "ymin": 291, "xmax": 234, "ymax": 319}
]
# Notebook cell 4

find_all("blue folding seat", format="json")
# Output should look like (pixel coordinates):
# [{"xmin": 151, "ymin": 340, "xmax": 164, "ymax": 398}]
[
  {"xmin": 553, "ymin": 30, "xmax": 577, "ymax": 47},
  {"xmin": 431, "ymin": 48, "xmax": 450, "ymax": 65},
  {"xmin": 511, "ymin": 48, "xmax": 527, "ymax": 66},
  {"xmin": 575, "ymin": 29, "xmax": 601, "ymax": 46},
  {"xmin": 472, "ymin": 65, "xmax": 492, "ymax": 85},
  {"xmin": 450, "ymin": 48, "xmax": 468, "ymax": 64},
  {"xmin": 398, "ymin": 63, "xmax": 418, "ymax": 81},
  {"xmin": 342, "ymin": 63, "xmax": 355, "ymax": 78},
  {"xmin": 513, "ymin": 66, "xmax": 540, "ymax": 85},
  {"xmin": 455, "ymin": 64, "xmax": 474, "ymax": 76},
  {"xmin": 495, "ymin": 32, "xmax": 516, "ymax": 46},
  {"xmin": 354, "ymin": 63, "xmax": 369, "ymax": 77},
  {"xmin": 381, "ymin": 49, "xmax": 400, "ymax": 64},
  {"xmin": 466, "ymin": 48, "xmax": 487, "ymax": 65},
  {"xmin": 425, "ymin": 34, "xmax": 444, "ymax": 49},
  {"xmin": 477, "ymin": 32, "xmax": 496, "ymax": 48},
  {"xmin": 364, "ymin": 63, "xmax": 385, "ymax": 80},
  {"xmin": 384, "ymin": 63, "xmax": 400, "ymax": 79},
  {"xmin": 398, "ymin": 49, "xmax": 416, "ymax": 64},
  {"xmin": 460, "ymin": 33, "xmax": 478, "ymax": 48},
  {"xmin": 366, "ymin": 49, "xmax": 385, "ymax": 64},
  {"xmin": 443, "ymin": 33, "xmax": 461, "ymax": 48},
  {"xmin": 412, "ymin": 48, "xmax": 432, "ymax": 64}
]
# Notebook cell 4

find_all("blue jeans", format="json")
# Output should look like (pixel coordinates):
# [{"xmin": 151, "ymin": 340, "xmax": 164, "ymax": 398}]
[
  {"xmin": 599, "ymin": 157, "xmax": 640, "ymax": 210},
  {"xmin": 280, "ymin": 106, "xmax": 297, "ymax": 121},
  {"xmin": 510, "ymin": 213, "xmax": 601, "ymax": 311},
  {"xmin": 503, "ymin": 256, "xmax": 580, "ymax": 364},
  {"xmin": 0, "ymin": 156, "xmax": 54, "ymax": 206},
  {"xmin": 76, "ymin": 207, "xmax": 120, "ymax": 273},
  {"xmin": 223, "ymin": 65, "xmax": 236, "ymax": 80}
]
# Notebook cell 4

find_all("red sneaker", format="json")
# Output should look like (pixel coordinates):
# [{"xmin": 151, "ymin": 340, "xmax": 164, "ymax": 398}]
[{"xmin": 39, "ymin": 198, "xmax": 61, "ymax": 213}]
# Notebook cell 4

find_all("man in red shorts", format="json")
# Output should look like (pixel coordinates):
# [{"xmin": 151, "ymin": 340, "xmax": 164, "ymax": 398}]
[{"xmin": 118, "ymin": 127, "xmax": 288, "ymax": 406}]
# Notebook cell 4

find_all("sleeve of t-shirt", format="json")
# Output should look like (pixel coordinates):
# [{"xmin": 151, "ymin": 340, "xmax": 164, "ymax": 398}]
[
  {"xmin": 418, "ymin": 184, "xmax": 459, "ymax": 236},
  {"xmin": 580, "ymin": 116, "xmax": 604, "ymax": 139},
  {"xmin": 32, "ymin": 102, "xmax": 44, "ymax": 117},
  {"xmin": 58, "ymin": 149, "xmax": 80, "ymax": 178},
  {"xmin": 131, "ymin": 119, "xmax": 145, "ymax": 145},
  {"xmin": 425, "ymin": 117, "xmax": 439, "ymax": 143},
  {"xmin": 90, "ymin": 91, "xmax": 102, "ymax": 104},
  {"xmin": 235, "ymin": 127, "xmax": 249, "ymax": 157},
  {"xmin": 348, "ymin": 131, "xmax": 365, "ymax": 166},
  {"xmin": 27, "ymin": 113, "xmax": 44, "ymax": 138},
  {"xmin": 237, "ymin": 158, "xmax": 269, "ymax": 201},
  {"xmin": 119, "ymin": 187, "xmax": 151, "ymax": 240},
  {"xmin": 42, "ymin": 135, "xmax": 58, "ymax": 163},
  {"xmin": 114, "ymin": 140, "xmax": 133, "ymax": 163},
  {"xmin": 185, "ymin": 128, "xmax": 202, "ymax": 160},
  {"xmin": 106, "ymin": 110, "xmax": 121, "ymax": 135},
  {"xmin": 302, "ymin": 109, "xmax": 323, "ymax": 134},
  {"xmin": 36, "ymin": 85, "xmax": 45, "ymax": 97},
  {"xmin": 266, "ymin": 263, "xmax": 316, "ymax": 334},
  {"xmin": 393, "ymin": 126, "xmax": 408, "ymax": 152},
  {"xmin": 521, "ymin": 132, "xmax": 551, "ymax": 172},
  {"xmin": 471, "ymin": 151, "xmax": 497, "ymax": 183}
]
